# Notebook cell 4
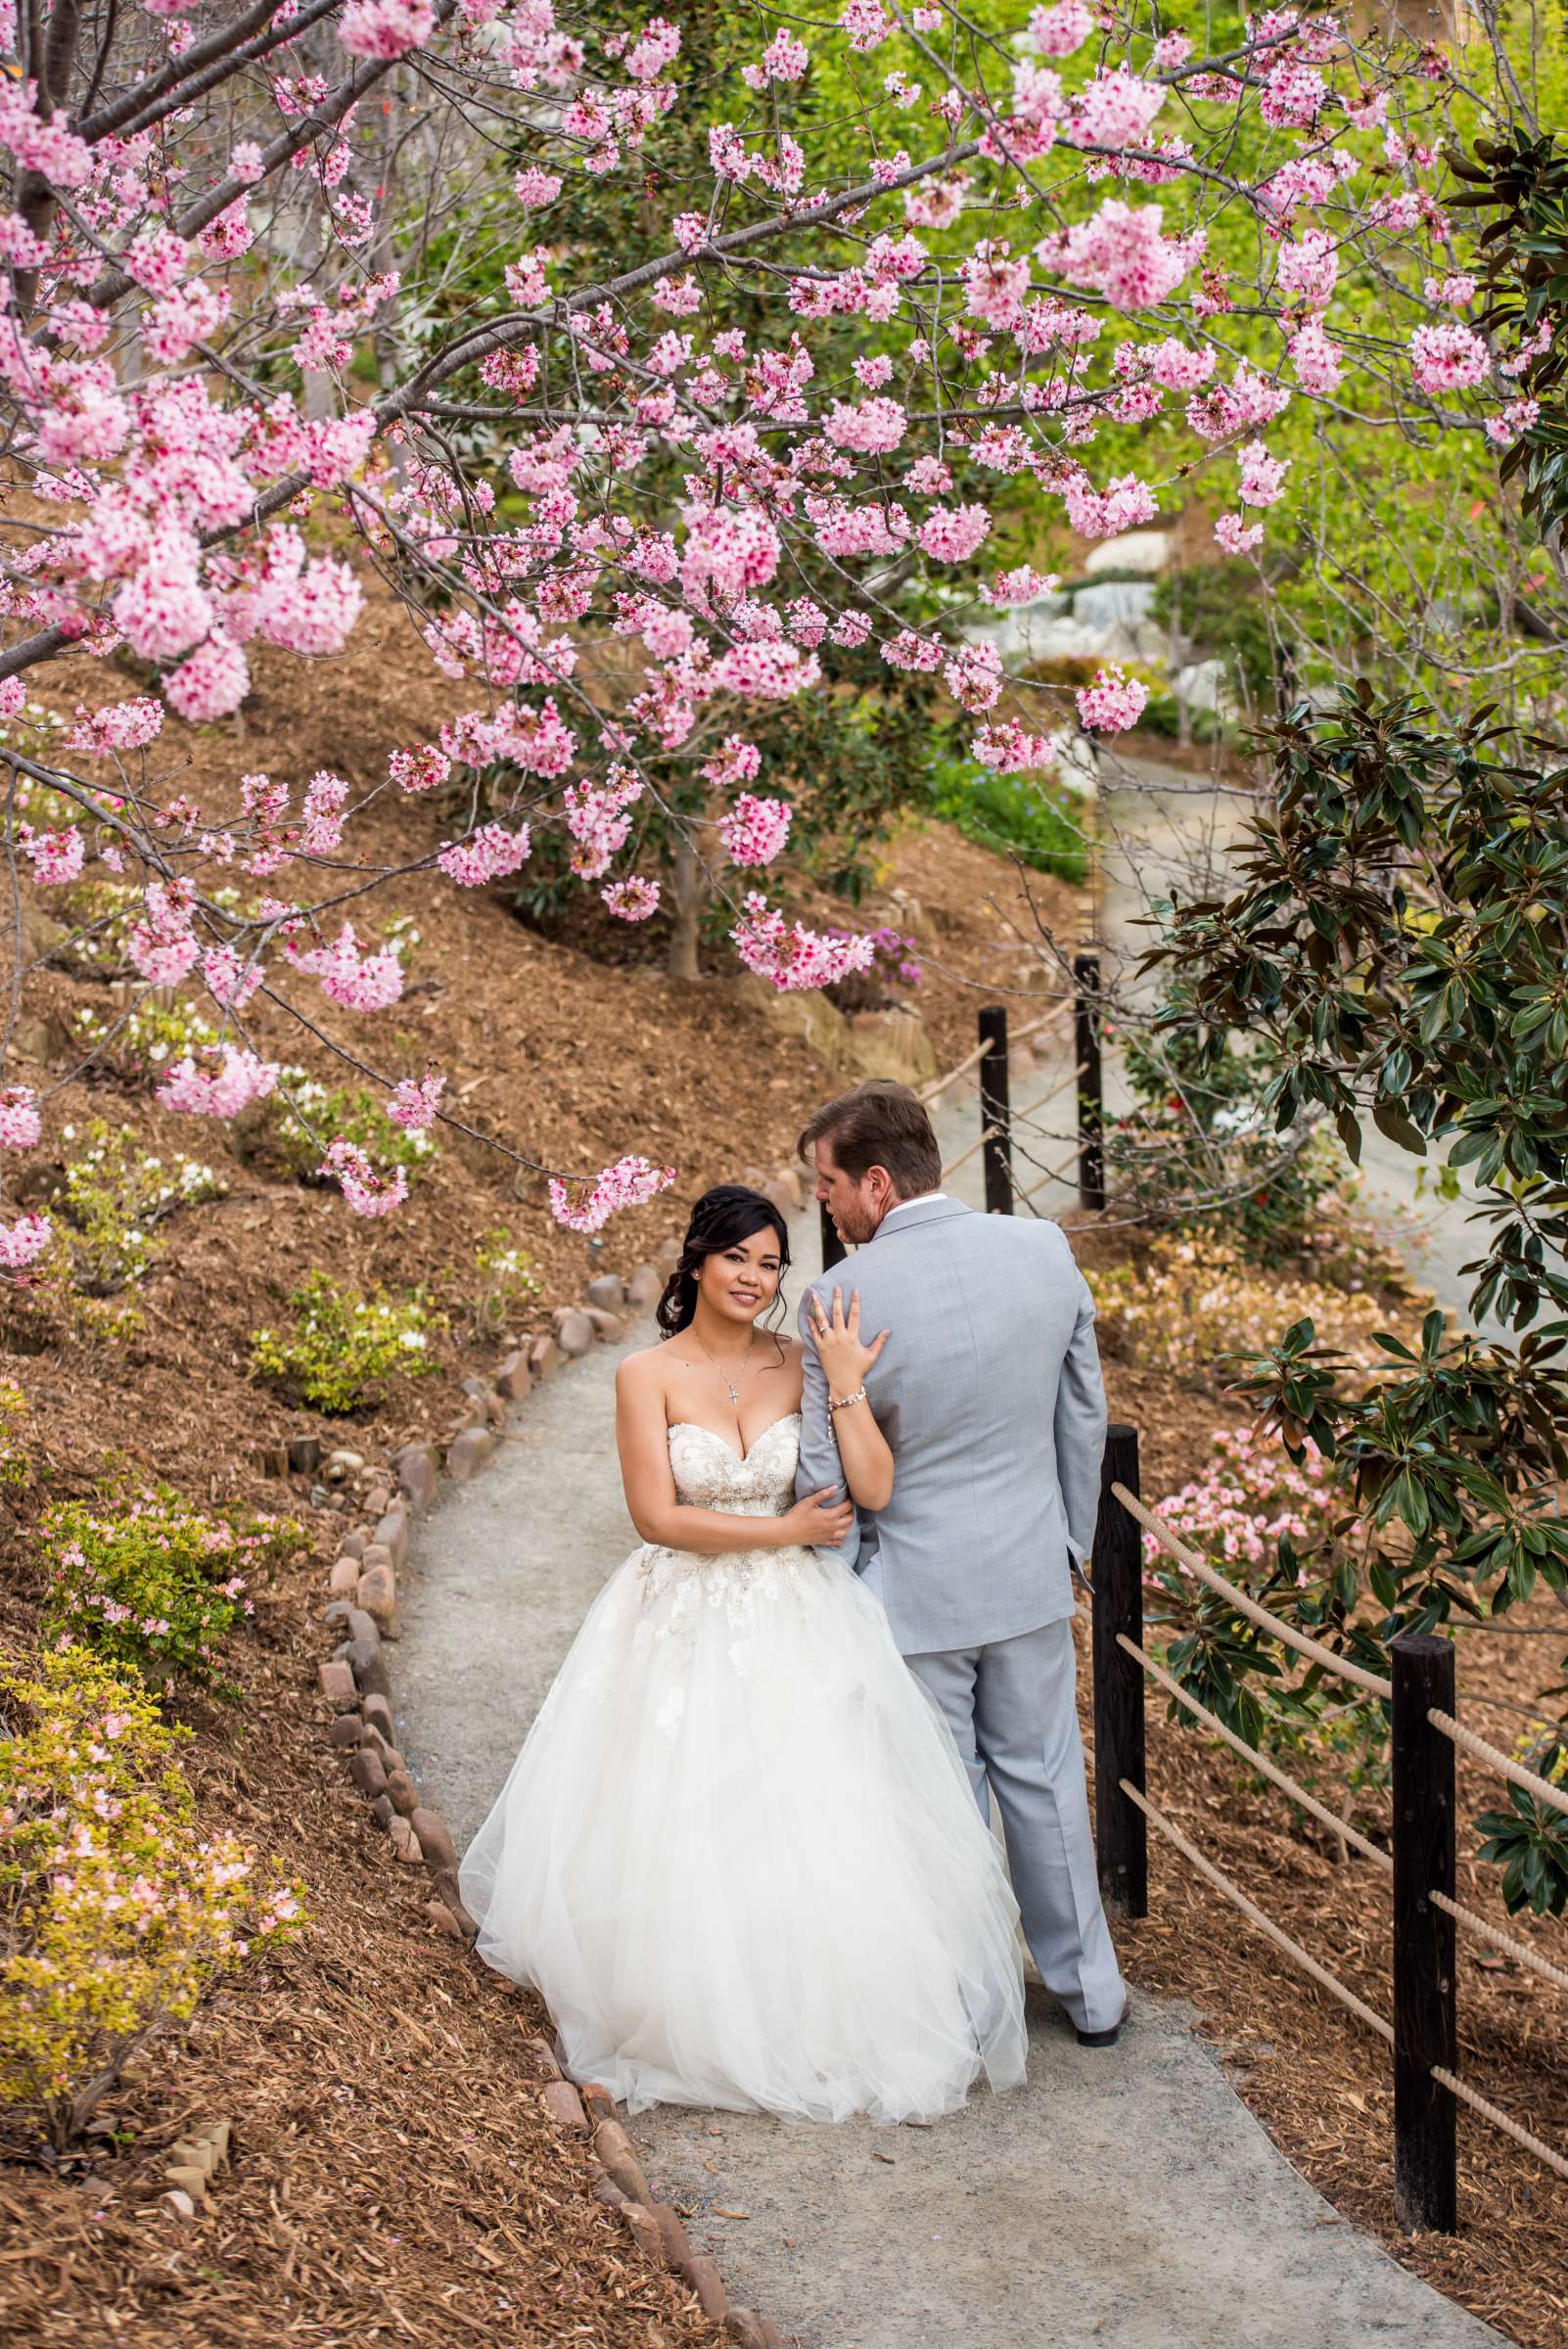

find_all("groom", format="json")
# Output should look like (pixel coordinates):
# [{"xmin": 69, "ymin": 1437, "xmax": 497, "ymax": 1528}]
[{"xmin": 795, "ymin": 1079, "xmax": 1127, "ymax": 2046}]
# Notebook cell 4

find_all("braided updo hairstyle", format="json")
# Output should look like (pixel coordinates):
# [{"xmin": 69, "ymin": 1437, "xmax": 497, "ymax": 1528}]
[{"xmin": 655, "ymin": 1184, "xmax": 792, "ymax": 1340}]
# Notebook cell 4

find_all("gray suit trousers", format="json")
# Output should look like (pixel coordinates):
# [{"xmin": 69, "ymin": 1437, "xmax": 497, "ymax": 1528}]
[{"xmin": 906, "ymin": 1620, "xmax": 1127, "ymax": 2037}]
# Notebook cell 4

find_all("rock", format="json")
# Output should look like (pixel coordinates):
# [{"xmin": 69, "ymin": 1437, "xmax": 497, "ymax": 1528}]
[
  {"xmin": 582, "ymin": 1307, "xmax": 622, "ymax": 1341},
  {"xmin": 338, "ymin": 1528, "xmax": 369, "ymax": 1563},
  {"xmin": 625, "ymin": 1265, "xmax": 663, "ymax": 1313},
  {"xmin": 1083, "ymin": 526, "xmax": 1169, "ymax": 576},
  {"xmin": 328, "ymin": 1711, "xmax": 362, "ymax": 1750},
  {"xmin": 349, "ymin": 1746, "xmax": 388, "ymax": 1801},
  {"xmin": 324, "ymin": 1448, "xmax": 364, "ymax": 1482},
  {"xmin": 447, "ymin": 1426, "xmax": 496, "ymax": 1481},
  {"xmin": 345, "ymin": 1644, "xmax": 392, "ymax": 1700},
  {"xmin": 736, "ymin": 969, "xmax": 852, "ymax": 1072},
  {"xmin": 429, "ymin": 1866, "xmax": 480, "ymax": 1940},
  {"xmin": 580, "ymin": 2082, "xmax": 616, "ymax": 2124},
  {"xmin": 591, "ymin": 2169, "xmax": 627, "ymax": 2212},
  {"xmin": 593, "ymin": 2119, "xmax": 652, "ymax": 2206},
  {"xmin": 765, "ymin": 1167, "xmax": 803, "ymax": 1212},
  {"xmin": 685, "ymin": 2254, "xmax": 727, "ymax": 2325},
  {"xmin": 388, "ymin": 1815, "xmax": 424, "ymax": 1865},
  {"xmin": 527, "ymin": 2034, "xmax": 563, "ymax": 2080},
  {"xmin": 452, "ymin": 1399, "xmax": 489, "ymax": 1436},
  {"xmin": 585, "ymin": 1271, "xmax": 625, "ymax": 1312},
  {"xmin": 361, "ymin": 1691, "xmax": 394, "ymax": 1743},
  {"xmin": 356, "ymin": 1560, "xmax": 397, "ymax": 1635},
  {"xmin": 286, "ymin": 1435, "xmax": 321, "ymax": 1476},
  {"xmin": 461, "ymin": 1378, "xmax": 505, "ymax": 1428},
  {"xmin": 392, "ymin": 1443, "xmax": 439, "ymax": 1515},
  {"xmin": 556, "ymin": 1309, "xmax": 595, "ymax": 1358},
  {"xmin": 317, "ymin": 1660, "xmax": 356, "ymax": 1712},
  {"xmin": 653, "ymin": 1235, "xmax": 681, "ymax": 1276},
  {"xmin": 371, "ymin": 1794, "xmax": 394, "ymax": 1830},
  {"xmin": 844, "ymin": 1007, "xmax": 938, "ymax": 1086},
  {"xmin": 363, "ymin": 1480, "xmax": 391, "ymax": 1514},
  {"xmin": 725, "ymin": 2312, "xmax": 770, "ymax": 2349},
  {"xmin": 163, "ymin": 2164, "xmax": 210, "ymax": 2203},
  {"xmin": 541, "ymin": 2080, "xmax": 587, "ymax": 2133},
  {"xmin": 374, "ymin": 1510, "xmax": 408, "ymax": 1568},
  {"xmin": 495, "ymin": 1350, "xmax": 531, "ymax": 1404},
  {"xmin": 653, "ymin": 2202, "xmax": 693, "ymax": 2272},
  {"xmin": 409, "ymin": 1807, "xmax": 457, "ymax": 1876},
  {"xmin": 161, "ymin": 2188, "xmax": 198, "ymax": 2221},
  {"xmin": 385, "ymin": 1766, "xmax": 418, "ymax": 1817},
  {"xmin": 622, "ymin": 2202, "xmax": 665, "ymax": 2267},
  {"xmin": 327, "ymin": 1555, "xmax": 360, "ymax": 1599},
  {"xmin": 424, "ymin": 1900, "xmax": 471, "ymax": 1944},
  {"xmin": 526, "ymin": 1332, "xmax": 558, "ymax": 1381}
]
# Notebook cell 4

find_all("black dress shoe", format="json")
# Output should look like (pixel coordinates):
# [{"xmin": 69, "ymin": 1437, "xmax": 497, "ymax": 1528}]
[{"xmin": 1075, "ymin": 2016, "xmax": 1125, "ymax": 2048}]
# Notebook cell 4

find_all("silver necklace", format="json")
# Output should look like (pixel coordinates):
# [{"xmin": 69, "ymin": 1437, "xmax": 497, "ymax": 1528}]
[{"xmin": 693, "ymin": 1333, "xmax": 751, "ymax": 1407}]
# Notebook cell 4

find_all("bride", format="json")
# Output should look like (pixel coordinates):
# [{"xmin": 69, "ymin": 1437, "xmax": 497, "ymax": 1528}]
[{"xmin": 458, "ymin": 1182, "xmax": 1026, "ymax": 2122}]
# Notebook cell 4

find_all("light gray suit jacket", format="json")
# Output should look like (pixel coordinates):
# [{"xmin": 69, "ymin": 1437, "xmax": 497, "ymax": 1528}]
[{"xmin": 796, "ymin": 1197, "xmax": 1108, "ymax": 1655}]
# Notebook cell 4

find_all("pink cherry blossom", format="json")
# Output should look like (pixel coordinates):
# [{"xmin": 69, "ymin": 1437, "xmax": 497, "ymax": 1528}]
[
  {"xmin": 164, "ymin": 633, "xmax": 251, "ymax": 722},
  {"xmin": 387, "ymin": 1072, "xmax": 446, "ymax": 1130},
  {"xmin": 157, "ymin": 1044, "xmax": 280, "ymax": 1118},
  {"xmin": 719, "ymin": 794, "xmax": 793, "ymax": 868},
  {"xmin": 321, "ymin": 1138, "xmax": 409, "ymax": 1217},
  {"xmin": 730, "ymin": 893, "xmax": 877, "ymax": 991},
  {"xmin": 1214, "ymin": 514, "xmax": 1265, "ymax": 555},
  {"xmin": 549, "ymin": 1153, "xmax": 676, "ymax": 1234},
  {"xmin": 286, "ymin": 921, "xmax": 404, "ymax": 1010},
  {"xmin": 601, "ymin": 874, "xmax": 663, "ymax": 920},
  {"xmin": 1028, "ymin": 0, "xmax": 1092, "ymax": 55},
  {"xmin": 0, "ymin": 1214, "xmax": 51, "ymax": 1270},
  {"xmin": 438, "ymin": 823, "xmax": 533, "ymax": 887},
  {"xmin": 918, "ymin": 504, "xmax": 992, "ymax": 564},
  {"xmin": 1409, "ymin": 322, "xmax": 1491, "ymax": 393},
  {"xmin": 390, "ymin": 743, "xmax": 451, "ymax": 794},
  {"xmin": 0, "ymin": 1086, "xmax": 41, "ymax": 1149},
  {"xmin": 22, "ymin": 825, "xmax": 85, "ymax": 884},
  {"xmin": 1076, "ymin": 665, "xmax": 1149, "ymax": 734},
  {"xmin": 1237, "ymin": 440, "xmax": 1290, "ymax": 507},
  {"xmin": 340, "ymin": 0, "xmax": 435, "ymax": 58}
]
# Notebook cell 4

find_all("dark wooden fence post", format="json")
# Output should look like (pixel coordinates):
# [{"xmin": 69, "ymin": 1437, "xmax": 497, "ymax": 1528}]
[
  {"xmin": 1090, "ymin": 1424, "xmax": 1146, "ymax": 1918},
  {"xmin": 978, "ymin": 1004, "xmax": 1013, "ymax": 1215},
  {"xmin": 1391, "ymin": 1633, "xmax": 1457, "ymax": 2234},
  {"xmin": 819, "ymin": 1198, "xmax": 847, "ymax": 1272},
  {"xmin": 1075, "ymin": 952, "xmax": 1105, "ymax": 1214}
]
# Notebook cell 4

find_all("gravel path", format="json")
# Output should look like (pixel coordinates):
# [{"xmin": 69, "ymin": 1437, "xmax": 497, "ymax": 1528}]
[{"xmin": 395, "ymin": 1082, "xmax": 1501, "ymax": 2349}]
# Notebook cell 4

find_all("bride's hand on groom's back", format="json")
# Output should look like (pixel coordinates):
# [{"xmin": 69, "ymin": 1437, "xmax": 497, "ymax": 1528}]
[{"xmin": 808, "ymin": 1286, "xmax": 890, "ymax": 1396}]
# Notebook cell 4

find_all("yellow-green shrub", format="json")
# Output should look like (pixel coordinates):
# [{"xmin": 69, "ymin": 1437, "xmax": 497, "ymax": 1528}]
[
  {"xmin": 1088, "ymin": 1233, "xmax": 1405, "ymax": 1377},
  {"xmin": 0, "ymin": 1646, "xmax": 304, "ymax": 2147}
]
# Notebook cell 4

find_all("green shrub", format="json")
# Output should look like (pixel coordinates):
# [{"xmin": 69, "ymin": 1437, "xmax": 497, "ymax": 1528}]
[
  {"xmin": 927, "ymin": 754, "xmax": 1086, "ymax": 883},
  {"xmin": 250, "ymin": 1272, "xmax": 442, "ymax": 1412},
  {"xmin": 267, "ymin": 1074, "xmax": 438, "ymax": 1187},
  {"xmin": 39, "ymin": 1485, "xmax": 300, "ymax": 1700},
  {"xmin": 53, "ymin": 1120, "xmax": 226, "ymax": 1294},
  {"xmin": 71, "ymin": 1002, "xmax": 221, "ymax": 1089},
  {"xmin": 0, "ymin": 1645, "xmax": 305, "ymax": 2147},
  {"xmin": 462, "ymin": 1228, "xmax": 543, "ymax": 1340}
]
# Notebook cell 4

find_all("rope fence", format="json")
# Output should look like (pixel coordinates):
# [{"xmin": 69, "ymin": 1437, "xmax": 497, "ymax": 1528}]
[{"xmin": 1090, "ymin": 1427, "xmax": 1568, "ymax": 2236}]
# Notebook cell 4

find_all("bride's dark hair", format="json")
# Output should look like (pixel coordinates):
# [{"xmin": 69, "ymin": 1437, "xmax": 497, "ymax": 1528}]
[{"xmin": 656, "ymin": 1185, "xmax": 792, "ymax": 1340}]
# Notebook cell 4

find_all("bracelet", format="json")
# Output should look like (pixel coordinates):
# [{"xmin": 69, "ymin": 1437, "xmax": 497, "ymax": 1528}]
[{"xmin": 828, "ymin": 1385, "xmax": 867, "ymax": 1413}]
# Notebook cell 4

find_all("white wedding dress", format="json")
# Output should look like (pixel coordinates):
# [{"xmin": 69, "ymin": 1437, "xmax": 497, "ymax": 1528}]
[{"xmin": 459, "ymin": 1411, "xmax": 1027, "ymax": 2122}]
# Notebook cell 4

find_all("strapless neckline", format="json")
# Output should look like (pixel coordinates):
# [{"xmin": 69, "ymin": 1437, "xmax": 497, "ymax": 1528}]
[{"xmin": 667, "ymin": 1410, "xmax": 802, "ymax": 1468}]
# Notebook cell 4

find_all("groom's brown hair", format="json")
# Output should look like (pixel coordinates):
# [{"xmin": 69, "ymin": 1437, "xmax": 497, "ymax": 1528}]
[{"xmin": 797, "ymin": 1081, "xmax": 942, "ymax": 1199}]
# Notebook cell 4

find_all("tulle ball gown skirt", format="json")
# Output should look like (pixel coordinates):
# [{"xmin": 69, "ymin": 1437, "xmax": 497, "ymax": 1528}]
[{"xmin": 459, "ymin": 1418, "xmax": 1026, "ymax": 2124}]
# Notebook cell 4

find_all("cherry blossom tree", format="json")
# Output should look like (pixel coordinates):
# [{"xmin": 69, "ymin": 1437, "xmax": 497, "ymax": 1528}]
[{"xmin": 0, "ymin": 0, "xmax": 1553, "ymax": 1244}]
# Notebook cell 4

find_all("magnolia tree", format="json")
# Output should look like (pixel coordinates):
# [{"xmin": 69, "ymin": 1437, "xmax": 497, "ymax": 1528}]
[{"xmin": 0, "ymin": 0, "xmax": 1550, "ymax": 1244}]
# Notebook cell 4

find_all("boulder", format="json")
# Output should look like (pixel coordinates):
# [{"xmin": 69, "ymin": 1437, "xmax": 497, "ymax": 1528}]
[
  {"xmin": 527, "ymin": 1332, "xmax": 560, "ymax": 1380},
  {"xmin": 581, "ymin": 1307, "xmax": 622, "ymax": 1341},
  {"xmin": 654, "ymin": 2203, "xmax": 693, "ymax": 2273},
  {"xmin": 361, "ymin": 1691, "xmax": 394, "ymax": 1743},
  {"xmin": 428, "ymin": 1865, "xmax": 479, "ymax": 1940},
  {"xmin": 392, "ymin": 1443, "xmax": 439, "ymax": 1516},
  {"xmin": 364, "ymin": 1483, "xmax": 392, "ymax": 1518},
  {"xmin": 1083, "ymin": 526, "xmax": 1169, "ymax": 576},
  {"xmin": 349, "ymin": 1746, "xmax": 388, "ymax": 1801},
  {"xmin": 844, "ymin": 1008, "xmax": 938, "ymax": 1085},
  {"xmin": 622, "ymin": 2203, "xmax": 664, "ymax": 2266},
  {"xmin": 495, "ymin": 1350, "xmax": 531, "ymax": 1404},
  {"xmin": 409, "ymin": 1807, "xmax": 457, "ymax": 1876},
  {"xmin": 388, "ymin": 1815, "xmax": 423, "ymax": 1865},
  {"xmin": 447, "ymin": 1426, "xmax": 496, "ymax": 1481},
  {"xmin": 317, "ymin": 1660, "xmax": 356, "ymax": 1712},
  {"xmin": 593, "ymin": 2119, "xmax": 652, "ymax": 2206},
  {"xmin": 424, "ymin": 1900, "xmax": 470, "ymax": 1944},
  {"xmin": 585, "ymin": 1271, "xmax": 625, "ymax": 1312},
  {"xmin": 653, "ymin": 1235, "xmax": 681, "ymax": 1277},
  {"xmin": 685, "ymin": 2255, "xmax": 727, "ymax": 2325},
  {"xmin": 356, "ymin": 1560, "xmax": 396, "ymax": 1635},
  {"xmin": 765, "ymin": 1167, "xmax": 803, "ymax": 1212},
  {"xmin": 328, "ymin": 1711, "xmax": 362, "ymax": 1749},
  {"xmin": 371, "ymin": 1793, "xmax": 394, "ymax": 1830},
  {"xmin": 541, "ymin": 2080, "xmax": 587, "ymax": 2133},
  {"xmin": 373, "ymin": 1510, "xmax": 408, "ymax": 1568},
  {"xmin": 556, "ymin": 1309, "xmax": 595, "ymax": 1358},
  {"xmin": 324, "ymin": 1448, "xmax": 364, "ymax": 1484},
  {"xmin": 346, "ymin": 1636, "xmax": 391, "ymax": 1702},
  {"xmin": 327, "ymin": 1555, "xmax": 360, "ymax": 1599},
  {"xmin": 338, "ymin": 1528, "xmax": 369, "ymax": 1563},
  {"xmin": 625, "ymin": 1265, "xmax": 664, "ymax": 1313},
  {"xmin": 736, "ymin": 969, "xmax": 852, "ymax": 1072},
  {"xmin": 385, "ymin": 1767, "xmax": 418, "ymax": 1817}
]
